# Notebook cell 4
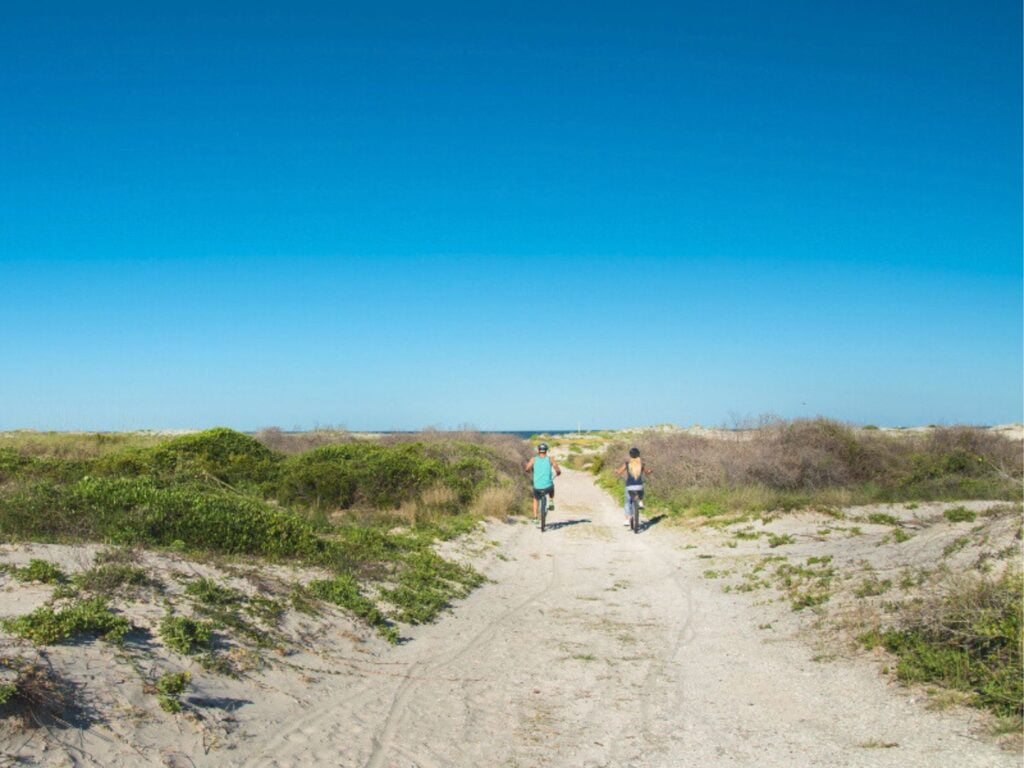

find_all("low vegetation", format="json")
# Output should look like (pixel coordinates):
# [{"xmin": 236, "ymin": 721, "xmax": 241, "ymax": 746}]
[
  {"xmin": 862, "ymin": 570, "xmax": 1022, "ymax": 724},
  {"xmin": 0, "ymin": 656, "xmax": 75, "ymax": 727},
  {"xmin": 588, "ymin": 419, "xmax": 1021, "ymax": 519},
  {"xmin": 1, "ymin": 596, "xmax": 131, "ymax": 645},
  {"xmin": 155, "ymin": 670, "xmax": 190, "ymax": 713},
  {"xmin": 0, "ymin": 427, "xmax": 529, "ymax": 642},
  {"xmin": 701, "ymin": 495, "xmax": 1022, "ymax": 728}
]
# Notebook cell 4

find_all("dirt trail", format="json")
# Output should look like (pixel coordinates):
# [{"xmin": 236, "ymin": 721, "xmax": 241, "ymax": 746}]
[{"xmin": 218, "ymin": 468, "xmax": 1011, "ymax": 768}]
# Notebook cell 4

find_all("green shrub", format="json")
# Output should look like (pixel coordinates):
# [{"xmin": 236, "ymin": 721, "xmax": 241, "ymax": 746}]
[
  {"xmin": 864, "ymin": 570, "xmax": 1022, "ymax": 721},
  {"xmin": 306, "ymin": 575, "xmax": 398, "ymax": 643},
  {"xmin": 158, "ymin": 615, "xmax": 213, "ymax": 655},
  {"xmin": 855, "ymin": 577, "xmax": 893, "ymax": 598},
  {"xmin": 155, "ymin": 671, "xmax": 190, "ymax": 713},
  {"xmin": 0, "ymin": 477, "xmax": 326, "ymax": 560},
  {"xmin": 1, "ymin": 597, "xmax": 131, "ymax": 644},
  {"xmin": 74, "ymin": 564, "xmax": 150, "ymax": 593},
  {"xmin": 378, "ymin": 551, "xmax": 484, "ymax": 625},
  {"xmin": 944, "ymin": 506, "xmax": 977, "ymax": 523},
  {"xmin": 139, "ymin": 428, "xmax": 278, "ymax": 486},
  {"xmin": 0, "ymin": 450, "xmax": 90, "ymax": 485},
  {"xmin": 276, "ymin": 443, "xmax": 456, "ymax": 510},
  {"xmin": 8, "ymin": 559, "xmax": 67, "ymax": 584},
  {"xmin": 184, "ymin": 577, "xmax": 240, "ymax": 606},
  {"xmin": 867, "ymin": 513, "xmax": 900, "ymax": 526}
]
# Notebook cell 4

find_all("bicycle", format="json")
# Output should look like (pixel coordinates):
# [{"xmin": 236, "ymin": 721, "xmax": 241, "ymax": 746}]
[{"xmin": 626, "ymin": 487, "xmax": 643, "ymax": 533}]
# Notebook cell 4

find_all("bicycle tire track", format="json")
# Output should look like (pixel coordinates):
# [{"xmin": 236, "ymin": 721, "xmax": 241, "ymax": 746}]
[{"xmin": 364, "ymin": 547, "xmax": 562, "ymax": 768}]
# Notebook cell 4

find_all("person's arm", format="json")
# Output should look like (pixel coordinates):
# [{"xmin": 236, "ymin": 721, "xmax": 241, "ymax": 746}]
[
  {"xmin": 551, "ymin": 458, "xmax": 561, "ymax": 476},
  {"xmin": 614, "ymin": 462, "xmax": 626, "ymax": 477},
  {"xmin": 524, "ymin": 457, "xmax": 535, "ymax": 474},
  {"xmin": 643, "ymin": 464, "xmax": 653, "ymax": 476}
]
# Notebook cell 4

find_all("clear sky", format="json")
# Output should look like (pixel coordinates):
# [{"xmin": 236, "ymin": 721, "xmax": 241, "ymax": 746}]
[{"xmin": 2, "ymin": 1, "xmax": 1021, "ymax": 431}]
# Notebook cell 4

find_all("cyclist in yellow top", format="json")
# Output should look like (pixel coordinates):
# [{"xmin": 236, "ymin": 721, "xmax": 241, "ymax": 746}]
[
  {"xmin": 524, "ymin": 442, "xmax": 561, "ymax": 521},
  {"xmin": 615, "ymin": 447, "xmax": 652, "ymax": 526}
]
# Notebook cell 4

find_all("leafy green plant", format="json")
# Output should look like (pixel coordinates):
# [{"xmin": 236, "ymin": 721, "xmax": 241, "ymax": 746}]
[
  {"xmin": 792, "ymin": 592, "xmax": 830, "ymax": 611},
  {"xmin": 1, "ymin": 597, "xmax": 130, "ymax": 644},
  {"xmin": 158, "ymin": 615, "xmax": 213, "ymax": 655},
  {"xmin": 767, "ymin": 533, "xmax": 795, "ymax": 548},
  {"xmin": 943, "ymin": 537, "xmax": 970, "ymax": 557},
  {"xmin": 74, "ymin": 563, "xmax": 150, "ymax": 593},
  {"xmin": 855, "ymin": 577, "xmax": 893, "ymax": 598},
  {"xmin": 862, "ymin": 570, "xmax": 1022, "ymax": 722},
  {"xmin": 867, "ymin": 513, "xmax": 900, "ymax": 526},
  {"xmin": 155, "ymin": 671, "xmax": 190, "ymax": 713},
  {"xmin": 306, "ymin": 575, "xmax": 398, "ymax": 643},
  {"xmin": 8, "ymin": 559, "xmax": 67, "ymax": 584},
  {"xmin": 944, "ymin": 506, "xmax": 977, "ymax": 523}
]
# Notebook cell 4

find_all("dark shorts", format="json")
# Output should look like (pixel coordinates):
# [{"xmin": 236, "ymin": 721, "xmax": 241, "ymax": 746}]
[{"xmin": 533, "ymin": 486, "xmax": 555, "ymax": 500}]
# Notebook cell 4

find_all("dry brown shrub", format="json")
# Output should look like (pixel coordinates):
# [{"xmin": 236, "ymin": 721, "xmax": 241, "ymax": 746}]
[
  {"xmin": 470, "ymin": 486, "xmax": 518, "ymax": 518},
  {"xmin": 253, "ymin": 427, "xmax": 354, "ymax": 454},
  {"xmin": 380, "ymin": 429, "xmax": 531, "ymax": 469},
  {"xmin": 419, "ymin": 484, "xmax": 457, "ymax": 511},
  {"xmin": 604, "ymin": 419, "xmax": 1023, "ymax": 497},
  {"xmin": 0, "ymin": 659, "xmax": 76, "ymax": 729}
]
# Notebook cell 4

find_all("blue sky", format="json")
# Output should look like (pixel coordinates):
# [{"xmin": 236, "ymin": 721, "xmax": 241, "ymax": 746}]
[{"xmin": 1, "ymin": 1, "xmax": 1020, "ymax": 430}]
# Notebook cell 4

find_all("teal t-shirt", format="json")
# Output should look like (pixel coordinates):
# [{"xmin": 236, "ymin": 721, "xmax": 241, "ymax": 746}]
[{"xmin": 533, "ymin": 456, "xmax": 553, "ymax": 489}]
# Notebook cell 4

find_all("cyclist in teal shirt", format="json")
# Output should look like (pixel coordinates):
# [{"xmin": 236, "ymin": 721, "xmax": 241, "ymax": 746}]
[{"xmin": 525, "ymin": 443, "xmax": 561, "ymax": 521}]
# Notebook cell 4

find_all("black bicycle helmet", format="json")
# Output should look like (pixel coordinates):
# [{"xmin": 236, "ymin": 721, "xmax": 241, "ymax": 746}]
[
  {"xmin": 629, "ymin": 447, "xmax": 640, "ymax": 458},
  {"xmin": 538, "ymin": 443, "xmax": 549, "ymax": 452}
]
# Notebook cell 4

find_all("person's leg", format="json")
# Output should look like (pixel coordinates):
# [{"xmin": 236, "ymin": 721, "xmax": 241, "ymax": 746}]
[
  {"xmin": 532, "ymin": 492, "xmax": 539, "ymax": 519},
  {"xmin": 624, "ymin": 488, "xmax": 631, "ymax": 521},
  {"xmin": 547, "ymin": 486, "xmax": 554, "ymax": 510}
]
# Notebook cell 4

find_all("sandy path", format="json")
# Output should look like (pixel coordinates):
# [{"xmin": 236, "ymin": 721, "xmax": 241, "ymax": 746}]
[{"xmin": 204, "ymin": 468, "xmax": 1013, "ymax": 768}]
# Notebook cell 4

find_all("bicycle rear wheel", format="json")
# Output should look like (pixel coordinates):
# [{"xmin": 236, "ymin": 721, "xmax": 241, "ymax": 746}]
[
  {"xmin": 630, "ymin": 493, "xmax": 640, "ymax": 533},
  {"xmin": 540, "ymin": 494, "xmax": 547, "ymax": 532}
]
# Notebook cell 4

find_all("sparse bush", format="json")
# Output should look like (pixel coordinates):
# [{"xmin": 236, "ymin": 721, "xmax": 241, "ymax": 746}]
[
  {"xmin": 74, "ymin": 563, "xmax": 150, "ymax": 593},
  {"xmin": 855, "ymin": 577, "xmax": 893, "ymax": 598},
  {"xmin": 0, "ymin": 657, "xmax": 74, "ymax": 727}
]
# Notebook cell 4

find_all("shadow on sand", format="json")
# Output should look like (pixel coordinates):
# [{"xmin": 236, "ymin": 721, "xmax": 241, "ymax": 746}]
[
  {"xmin": 542, "ymin": 518, "xmax": 591, "ymax": 532},
  {"xmin": 635, "ymin": 514, "xmax": 666, "ymax": 533}
]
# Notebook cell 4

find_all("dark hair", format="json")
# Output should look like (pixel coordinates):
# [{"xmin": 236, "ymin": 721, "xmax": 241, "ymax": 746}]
[{"xmin": 629, "ymin": 447, "xmax": 640, "ymax": 458}]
